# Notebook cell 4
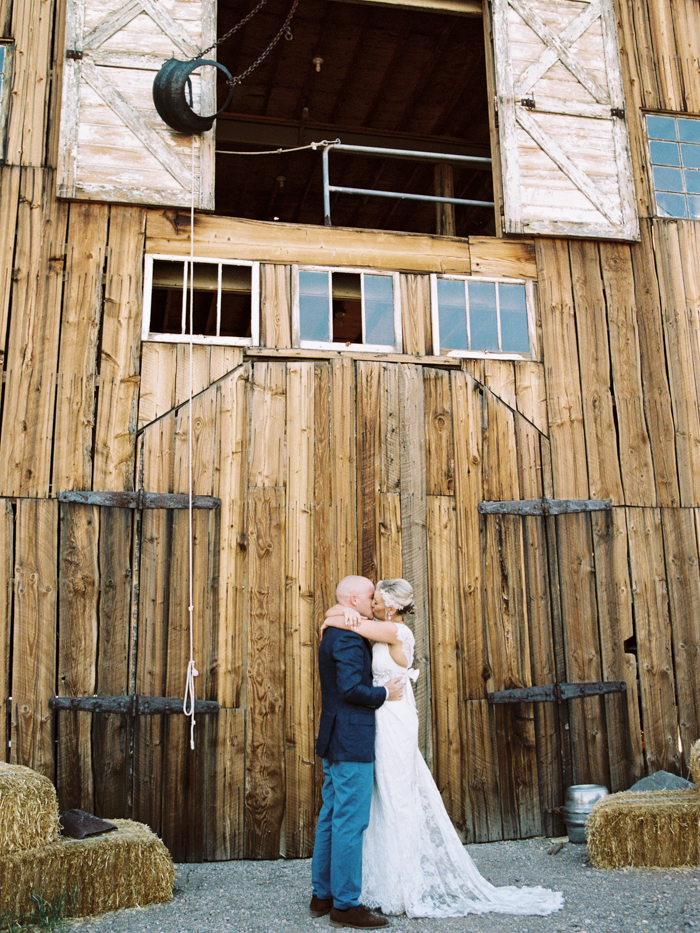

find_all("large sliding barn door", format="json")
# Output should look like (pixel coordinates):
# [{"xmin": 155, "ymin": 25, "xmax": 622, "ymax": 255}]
[
  {"xmin": 53, "ymin": 492, "xmax": 230, "ymax": 863},
  {"xmin": 490, "ymin": 0, "xmax": 638, "ymax": 239}
]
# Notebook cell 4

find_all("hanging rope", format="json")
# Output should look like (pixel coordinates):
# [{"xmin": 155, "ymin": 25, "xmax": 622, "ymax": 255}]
[
  {"xmin": 215, "ymin": 138, "xmax": 340, "ymax": 156},
  {"xmin": 182, "ymin": 138, "xmax": 199, "ymax": 751}
]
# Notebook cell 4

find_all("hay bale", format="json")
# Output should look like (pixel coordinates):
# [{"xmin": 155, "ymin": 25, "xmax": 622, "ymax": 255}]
[
  {"xmin": 0, "ymin": 763, "xmax": 60, "ymax": 854},
  {"xmin": 0, "ymin": 819, "xmax": 174, "ymax": 919},
  {"xmin": 689, "ymin": 739, "xmax": 700, "ymax": 786},
  {"xmin": 587, "ymin": 788, "xmax": 700, "ymax": 869}
]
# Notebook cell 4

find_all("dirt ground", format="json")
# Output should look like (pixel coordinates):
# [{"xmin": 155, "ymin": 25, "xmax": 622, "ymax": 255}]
[{"xmin": 66, "ymin": 836, "xmax": 700, "ymax": 933}]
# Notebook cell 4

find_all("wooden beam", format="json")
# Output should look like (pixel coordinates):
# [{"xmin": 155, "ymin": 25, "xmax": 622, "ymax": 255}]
[{"xmin": 49, "ymin": 696, "xmax": 219, "ymax": 714}]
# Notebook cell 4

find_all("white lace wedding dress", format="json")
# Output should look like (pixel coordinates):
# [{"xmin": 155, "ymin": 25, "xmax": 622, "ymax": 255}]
[{"xmin": 361, "ymin": 623, "xmax": 564, "ymax": 918}]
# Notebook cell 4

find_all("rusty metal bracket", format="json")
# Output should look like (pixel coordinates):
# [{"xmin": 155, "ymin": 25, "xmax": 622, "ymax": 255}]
[
  {"xmin": 488, "ymin": 681, "xmax": 626, "ymax": 704},
  {"xmin": 49, "ymin": 695, "xmax": 220, "ymax": 715}
]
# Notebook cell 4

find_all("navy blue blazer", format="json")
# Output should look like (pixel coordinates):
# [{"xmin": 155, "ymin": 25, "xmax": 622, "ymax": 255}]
[{"xmin": 315, "ymin": 626, "xmax": 387, "ymax": 762}]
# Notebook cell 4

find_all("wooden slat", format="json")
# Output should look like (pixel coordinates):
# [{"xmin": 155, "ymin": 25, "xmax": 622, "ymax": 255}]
[
  {"xmin": 556, "ymin": 512, "xmax": 610, "ymax": 788},
  {"xmin": 424, "ymin": 368, "xmax": 454, "ymax": 497},
  {"xmin": 627, "ymin": 507, "xmax": 679, "ymax": 774},
  {"xmin": 600, "ymin": 241, "xmax": 656, "ymax": 505},
  {"xmin": 452, "ymin": 372, "xmax": 487, "ymax": 698},
  {"xmin": 6, "ymin": 0, "xmax": 55, "ymax": 165},
  {"xmin": 0, "ymin": 166, "xmax": 21, "ymax": 361},
  {"xmin": 175, "ymin": 344, "xmax": 214, "ymax": 415},
  {"xmin": 249, "ymin": 362, "xmax": 287, "ymax": 488},
  {"xmin": 469, "ymin": 237, "xmax": 537, "ymax": 280},
  {"xmin": 655, "ymin": 221, "xmax": 700, "ymax": 506},
  {"xmin": 93, "ymin": 206, "xmax": 146, "ymax": 490},
  {"xmin": 0, "ymin": 168, "xmax": 68, "ymax": 497},
  {"xmin": 427, "ymin": 495, "xmax": 465, "ymax": 831},
  {"xmin": 482, "ymin": 360, "xmax": 516, "ymax": 412},
  {"xmin": 399, "ymin": 363, "xmax": 431, "ymax": 762},
  {"xmin": 138, "ymin": 342, "xmax": 178, "ymax": 430},
  {"xmin": 11, "ymin": 499, "xmax": 58, "ymax": 776},
  {"xmin": 260, "ymin": 264, "xmax": 292, "ymax": 349},
  {"xmin": 329, "ymin": 358, "xmax": 357, "ymax": 587},
  {"xmin": 56, "ymin": 502, "xmax": 99, "ymax": 812},
  {"xmin": 568, "ymin": 240, "xmax": 623, "ymax": 504},
  {"xmin": 513, "ymin": 361, "xmax": 548, "ymax": 436},
  {"xmin": 482, "ymin": 388, "xmax": 519, "ymax": 502},
  {"xmin": 377, "ymin": 363, "xmax": 402, "ymax": 579},
  {"xmin": 629, "ymin": 222, "xmax": 679, "ymax": 508},
  {"xmin": 357, "ymin": 361, "xmax": 380, "ymax": 581},
  {"xmin": 54, "ymin": 204, "xmax": 109, "ymax": 492},
  {"xmin": 537, "ymin": 239, "xmax": 588, "ymax": 499},
  {"xmin": 661, "ymin": 508, "xmax": 700, "ymax": 771},
  {"xmin": 245, "ymin": 487, "xmax": 286, "ymax": 858},
  {"xmin": 313, "ymin": 362, "xmax": 332, "ymax": 819},
  {"xmin": 463, "ymin": 700, "xmax": 502, "ymax": 843},
  {"xmin": 592, "ymin": 509, "xmax": 642, "ymax": 790},
  {"xmin": 93, "ymin": 506, "xmax": 133, "ymax": 819},
  {"xmin": 283, "ymin": 362, "xmax": 316, "ymax": 857},
  {"xmin": 206, "ymin": 708, "xmax": 246, "ymax": 860},
  {"xmin": 399, "ymin": 274, "xmax": 430, "ymax": 356},
  {"xmin": 213, "ymin": 365, "xmax": 250, "ymax": 709},
  {"xmin": 0, "ymin": 500, "xmax": 13, "ymax": 762},
  {"xmin": 521, "ymin": 511, "xmax": 562, "ymax": 837}
]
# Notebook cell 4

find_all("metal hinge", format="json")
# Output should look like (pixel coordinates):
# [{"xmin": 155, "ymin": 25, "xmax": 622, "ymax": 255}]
[
  {"xmin": 611, "ymin": 107, "xmax": 625, "ymax": 119},
  {"xmin": 66, "ymin": 49, "xmax": 83, "ymax": 60},
  {"xmin": 520, "ymin": 97, "xmax": 536, "ymax": 110}
]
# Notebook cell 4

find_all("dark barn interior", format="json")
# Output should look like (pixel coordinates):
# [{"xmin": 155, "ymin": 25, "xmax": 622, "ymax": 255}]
[{"xmin": 214, "ymin": 0, "xmax": 494, "ymax": 235}]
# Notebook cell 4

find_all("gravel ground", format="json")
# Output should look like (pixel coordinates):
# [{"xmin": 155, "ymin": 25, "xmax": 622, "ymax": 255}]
[{"xmin": 66, "ymin": 837, "xmax": 700, "ymax": 933}]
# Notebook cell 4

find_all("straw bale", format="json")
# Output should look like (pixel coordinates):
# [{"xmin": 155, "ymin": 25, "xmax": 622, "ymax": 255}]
[
  {"xmin": 587, "ymin": 788, "xmax": 700, "ymax": 869},
  {"xmin": 0, "ymin": 819, "xmax": 174, "ymax": 919},
  {"xmin": 0, "ymin": 763, "xmax": 60, "ymax": 854},
  {"xmin": 689, "ymin": 739, "xmax": 700, "ymax": 786}
]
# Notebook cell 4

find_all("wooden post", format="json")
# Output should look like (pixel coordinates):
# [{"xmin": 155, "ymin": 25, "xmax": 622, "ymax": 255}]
[{"xmin": 434, "ymin": 164, "xmax": 456, "ymax": 237}]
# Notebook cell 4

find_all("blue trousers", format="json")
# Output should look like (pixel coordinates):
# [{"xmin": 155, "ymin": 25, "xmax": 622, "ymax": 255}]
[{"xmin": 311, "ymin": 759, "xmax": 374, "ymax": 910}]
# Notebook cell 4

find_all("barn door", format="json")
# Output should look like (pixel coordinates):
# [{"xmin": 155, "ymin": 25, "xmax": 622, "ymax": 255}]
[
  {"xmin": 471, "ymin": 503, "xmax": 637, "ymax": 840},
  {"xmin": 54, "ymin": 492, "xmax": 226, "ymax": 862},
  {"xmin": 57, "ymin": 0, "xmax": 216, "ymax": 208},
  {"xmin": 489, "ymin": 0, "xmax": 639, "ymax": 240}
]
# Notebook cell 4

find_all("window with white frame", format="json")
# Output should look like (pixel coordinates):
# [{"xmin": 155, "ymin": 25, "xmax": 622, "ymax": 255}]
[
  {"xmin": 0, "ymin": 42, "xmax": 14, "ymax": 162},
  {"xmin": 293, "ymin": 267, "xmax": 401, "ymax": 352},
  {"xmin": 431, "ymin": 275, "xmax": 534, "ymax": 358},
  {"xmin": 646, "ymin": 113, "xmax": 700, "ymax": 220},
  {"xmin": 142, "ymin": 255, "xmax": 259, "ymax": 345}
]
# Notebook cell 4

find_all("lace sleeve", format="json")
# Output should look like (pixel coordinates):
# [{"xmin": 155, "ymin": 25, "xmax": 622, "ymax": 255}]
[{"xmin": 395, "ymin": 623, "xmax": 415, "ymax": 668}]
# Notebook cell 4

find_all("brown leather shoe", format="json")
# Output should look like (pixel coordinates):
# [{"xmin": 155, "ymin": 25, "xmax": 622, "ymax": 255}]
[
  {"xmin": 310, "ymin": 895, "xmax": 333, "ymax": 917},
  {"xmin": 330, "ymin": 905, "xmax": 389, "ymax": 928}
]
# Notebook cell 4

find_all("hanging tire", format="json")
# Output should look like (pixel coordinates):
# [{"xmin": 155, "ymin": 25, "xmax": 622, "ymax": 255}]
[{"xmin": 152, "ymin": 58, "xmax": 235, "ymax": 135}]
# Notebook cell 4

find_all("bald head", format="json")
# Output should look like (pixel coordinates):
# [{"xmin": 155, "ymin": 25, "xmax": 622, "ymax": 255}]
[{"xmin": 336, "ymin": 575, "xmax": 374, "ymax": 618}]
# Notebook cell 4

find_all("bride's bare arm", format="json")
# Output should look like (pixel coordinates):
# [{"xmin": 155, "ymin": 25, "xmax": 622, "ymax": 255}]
[{"xmin": 322, "ymin": 614, "xmax": 400, "ymax": 645}]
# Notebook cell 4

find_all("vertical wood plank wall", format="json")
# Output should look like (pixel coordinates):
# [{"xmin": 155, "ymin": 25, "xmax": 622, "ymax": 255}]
[{"xmin": 1, "ymin": 0, "xmax": 700, "ymax": 859}]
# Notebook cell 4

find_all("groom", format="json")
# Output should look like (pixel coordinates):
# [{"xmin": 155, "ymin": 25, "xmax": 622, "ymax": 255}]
[{"xmin": 310, "ymin": 575, "xmax": 403, "ymax": 929}]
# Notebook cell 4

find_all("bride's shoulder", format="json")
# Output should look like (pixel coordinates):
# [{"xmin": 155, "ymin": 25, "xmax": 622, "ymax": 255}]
[{"xmin": 394, "ymin": 622, "xmax": 415, "ymax": 644}]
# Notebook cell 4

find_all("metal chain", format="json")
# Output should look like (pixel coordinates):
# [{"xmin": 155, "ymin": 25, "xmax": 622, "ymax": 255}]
[
  {"xmin": 197, "ymin": 0, "xmax": 301, "ymax": 91},
  {"xmin": 198, "ymin": 0, "xmax": 269, "ymax": 59},
  {"xmin": 225, "ymin": 0, "xmax": 300, "ymax": 87}
]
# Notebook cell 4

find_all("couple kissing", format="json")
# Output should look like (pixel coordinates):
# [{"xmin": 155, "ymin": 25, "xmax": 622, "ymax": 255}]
[{"xmin": 310, "ymin": 575, "xmax": 564, "ymax": 928}]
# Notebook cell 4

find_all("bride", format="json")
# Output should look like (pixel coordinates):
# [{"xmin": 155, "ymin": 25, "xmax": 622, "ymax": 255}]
[{"xmin": 323, "ymin": 579, "xmax": 564, "ymax": 919}]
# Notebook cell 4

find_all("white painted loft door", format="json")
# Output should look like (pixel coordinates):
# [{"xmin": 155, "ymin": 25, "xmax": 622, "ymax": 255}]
[
  {"xmin": 491, "ymin": 0, "xmax": 639, "ymax": 240},
  {"xmin": 58, "ymin": 0, "xmax": 216, "ymax": 209}
]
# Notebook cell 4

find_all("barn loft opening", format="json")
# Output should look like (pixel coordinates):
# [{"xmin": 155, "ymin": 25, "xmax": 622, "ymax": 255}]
[{"xmin": 214, "ymin": 0, "xmax": 494, "ymax": 237}]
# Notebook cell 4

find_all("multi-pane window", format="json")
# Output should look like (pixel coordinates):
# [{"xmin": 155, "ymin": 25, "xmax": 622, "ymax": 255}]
[
  {"xmin": 142, "ymin": 255, "xmax": 259, "ymax": 345},
  {"xmin": 431, "ymin": 275, "xmax": 534, "ymax": 358},
  {"xmin": 293, "ymin": 267, "xmax": 401, "ymax": 351},
  {"xmin": 646, "ymin": 114, "xmax": 700, "ymax": 220}
]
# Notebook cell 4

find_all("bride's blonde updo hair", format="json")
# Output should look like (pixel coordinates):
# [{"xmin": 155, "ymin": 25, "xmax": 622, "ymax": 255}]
[{"xmin": 376, "ymin": 579, "xmax": 415, "ymax": 615}]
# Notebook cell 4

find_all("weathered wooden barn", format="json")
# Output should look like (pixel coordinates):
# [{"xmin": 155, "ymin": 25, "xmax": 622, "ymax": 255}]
[{"xmin": 1, "ymin": 0, "xmax": 699, "ymax": 863}]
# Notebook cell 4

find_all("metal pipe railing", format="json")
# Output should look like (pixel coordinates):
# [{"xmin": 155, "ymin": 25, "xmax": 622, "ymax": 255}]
[{"xmin": 322, "ymin": 143, "xmax": 493, "ymax": 226}]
